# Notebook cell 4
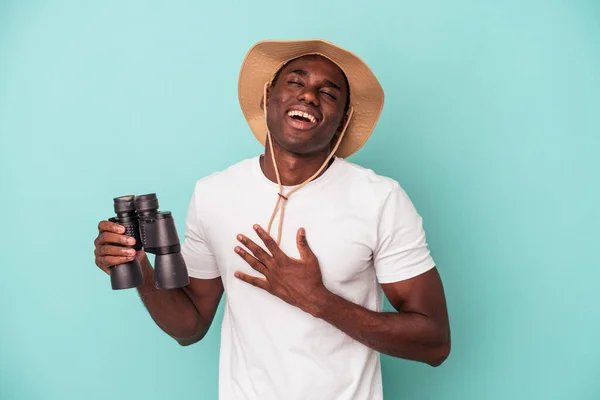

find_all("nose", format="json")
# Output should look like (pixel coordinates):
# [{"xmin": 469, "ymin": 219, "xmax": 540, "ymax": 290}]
[{"xmin": 297, "ymin": 86, "xmax": 319, "ymax": 107}]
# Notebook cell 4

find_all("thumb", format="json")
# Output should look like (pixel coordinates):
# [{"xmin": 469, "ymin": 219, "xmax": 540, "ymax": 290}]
[{"xmin": 296, "ymin": 227, "xmax": 314, "ymax": 260}]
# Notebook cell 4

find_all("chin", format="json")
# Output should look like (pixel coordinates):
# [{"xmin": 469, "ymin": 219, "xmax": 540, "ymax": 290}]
[
  {"xmin": 284, "ymin": 143, "xmax": 331, "ymax": 157},
  {"xmin": 279, "ymin": 142, "xmax": 313, "ymax": 155},
  {"xmin": 270, "ymin": 130, "xmax": 309, "ymax": 153},
  {"xmin": 269, "ymin": 122, "xmax": 331, "ymax": 156}
]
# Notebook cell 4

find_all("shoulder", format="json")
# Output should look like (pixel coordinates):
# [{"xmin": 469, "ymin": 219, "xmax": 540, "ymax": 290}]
[
  {"xmin": 335, "ymin": 158, "xmax": 406, "ymax": 201},
  {"xmin": 185, "ymin": 156, "xmax": 258, "ymax": 213},
  {"xmin": 192, "ymin": 156, "xmax": 257, "ymax": 192},
  {"xmin": 333, "ymin": 158, "xmax": 422, "ymax": 221}
]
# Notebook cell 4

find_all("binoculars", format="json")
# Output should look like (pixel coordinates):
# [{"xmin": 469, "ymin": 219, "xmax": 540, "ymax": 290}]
[{"xmin": 108, "ymin": 193, "xmax": 189, "ymax": 290}]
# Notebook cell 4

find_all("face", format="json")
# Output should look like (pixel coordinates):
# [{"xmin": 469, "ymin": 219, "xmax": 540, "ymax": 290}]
[{"xmin": 265, "ymin": 55, "xmax": 349, "ymax": 156}]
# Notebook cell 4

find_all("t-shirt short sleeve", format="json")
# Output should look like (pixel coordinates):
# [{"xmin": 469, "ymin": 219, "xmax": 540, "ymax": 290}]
[
  {"xmin": 373, "ymin": 182, "xmax": 436, "ymax": 284},
  {"xmin": 180, "ymin": 183, "xmax": 221, "ymax": 279}
]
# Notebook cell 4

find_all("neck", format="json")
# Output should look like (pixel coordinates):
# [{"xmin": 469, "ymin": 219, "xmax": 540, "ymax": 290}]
[{"xmin": 260, "ymin": 142, "xmax": 334, "ymax": 187}]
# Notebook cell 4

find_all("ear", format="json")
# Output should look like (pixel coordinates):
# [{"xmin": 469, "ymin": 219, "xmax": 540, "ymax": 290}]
[
  {"xmin": 330, "ymin": 110, "xmax": 350, "ymax": 147},
  {"xmin": 260, "ymin": 83, "xmax": 272, "ymax": 111},
  {"xmin": 336, "ymin": 110, "xmax": 349, "ymax": 135}
]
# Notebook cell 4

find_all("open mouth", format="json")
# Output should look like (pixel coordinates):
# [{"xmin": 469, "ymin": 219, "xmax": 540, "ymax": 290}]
[
  {"xmin": 286, "ymin": 110, "xmax": 318, "ymax": 130},
  {"xmin": 288, "ymin": 110, "xmax": 317, "ymax": 123}
]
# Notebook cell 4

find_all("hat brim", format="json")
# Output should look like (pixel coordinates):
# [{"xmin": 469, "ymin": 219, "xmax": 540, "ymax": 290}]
[{"xmin": 237, "ymin": 39, "xmax": 384, "ymax": 159}]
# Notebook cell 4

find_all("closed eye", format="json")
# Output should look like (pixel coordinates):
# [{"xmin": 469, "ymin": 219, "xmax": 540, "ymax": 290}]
[
  {"xmin": 321, "ymin": 91, "xmax": 337, "ymax": 100},
  {"xmin": 288, "ymin": 81, "xmax": 303, "ymax": 86}
]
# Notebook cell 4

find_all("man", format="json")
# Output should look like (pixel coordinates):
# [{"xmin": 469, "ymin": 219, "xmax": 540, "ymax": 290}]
[{"xmin": 93, "ymin": 39, "xmax": 450, "ymax": 399}]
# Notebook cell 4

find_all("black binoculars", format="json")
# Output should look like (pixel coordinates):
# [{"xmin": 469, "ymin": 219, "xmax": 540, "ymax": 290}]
[{"xmin": 108, "ymin": 193, "xmax": 189, "ymax": 290}]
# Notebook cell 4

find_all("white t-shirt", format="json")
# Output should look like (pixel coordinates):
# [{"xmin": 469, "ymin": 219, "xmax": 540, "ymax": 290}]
[{"xmin": 180, "ymin": 155, "xmax": 435, "ymax": 400}]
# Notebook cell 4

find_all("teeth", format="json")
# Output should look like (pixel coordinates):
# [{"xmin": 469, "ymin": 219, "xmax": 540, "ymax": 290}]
[{"xmin": 287, "ymin": 110, "xmax": 316, "ymax": 123}]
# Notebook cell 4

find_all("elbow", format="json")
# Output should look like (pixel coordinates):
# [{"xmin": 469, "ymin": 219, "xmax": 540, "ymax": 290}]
[
  {"xmin": 175, "ymin": 332, "xmax": 205, "ymax": 347},
  {"xmin": 172, "ymin": 318, "xmax": 208, "ymax": 347},
  {"xmin": 176, "ymin": 339, "xmax": 198, "ymax": 347},
  {"xmin": 427, "ymin": 338, "xmax": 451, "ymax": 367},
  {"xmin": 176, "ymin": 337, "xmax": 197, "ymax": 347},
  {"xmin": 172, "ymin": 322, "xmax": 207, "ymax": 347}
]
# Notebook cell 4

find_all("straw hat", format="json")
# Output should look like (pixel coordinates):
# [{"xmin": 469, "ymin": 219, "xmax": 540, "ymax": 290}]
[{"xmin": 237, "ymin": 39, "xmax": 384, "ymax": 158}]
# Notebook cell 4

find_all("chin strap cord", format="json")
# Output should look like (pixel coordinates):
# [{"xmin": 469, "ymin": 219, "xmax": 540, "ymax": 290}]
[{"xmin": 262, "ymin": 82, "xmax": 354, "ymax": 245}]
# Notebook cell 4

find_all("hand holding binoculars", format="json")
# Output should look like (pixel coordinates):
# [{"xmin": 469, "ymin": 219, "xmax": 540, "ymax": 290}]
[{"xmin": 108, "ymin": 193, "xmax": 189, "ymax": 290}]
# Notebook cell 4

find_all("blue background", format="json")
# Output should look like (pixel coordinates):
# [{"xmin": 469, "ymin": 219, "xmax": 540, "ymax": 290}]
[{"xmin": 1, "ymin": 1, "xmax": 599, "ymax": 399}]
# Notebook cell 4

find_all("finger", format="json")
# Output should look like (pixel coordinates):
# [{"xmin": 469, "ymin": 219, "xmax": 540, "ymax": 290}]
[
  {"xmin": 97, "ymin": 244, "xmax": 137, "ymax": 258},
  {"xmin": 237, "ymin": 234, "xmax": 272, "ymax": 265},
  {"xmin": 234, "ymin": 271, "xmax": 269, "ymax": 290},
  {"xmin": 235, "ymin": 246, "xmax": 268, "ymax": 276},
  {"xmin": 96, "ymin": 261, "xmax": 111, "ymax": 275},
  {"xmin": 296, "ymin": 227, "xmax": 315, "ymax": 261},
  {"xmin": 253, "ymin": 225, "xmax": 282, "ymax": 259},
  {"xmin": 97, "ymin": 255, "xmax": 136, "ymax": 272},
  {"xmin": 98, "ymin": 220, "xmax": 126, "ymax": 234},
  {"xmin": 97, "ymin": 231, "xmax": 136, "ymax": 246}
]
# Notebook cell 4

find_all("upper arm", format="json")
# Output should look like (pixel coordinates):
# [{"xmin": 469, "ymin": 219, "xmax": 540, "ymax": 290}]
[
  {"xmin": 176, "ymin": 182, "xmax": 224, "ymax": 346},
  {"xmin": 373, "ymin": 182, "xmax": 436, "ymax": 284},
  {"xmin": 372, "ymin": 182, "xmax": 449, "ymax": 339},
  {"xmin": 177, "ymin": 276, "xmax": 224, "ymax": 346},
  {"xmin": 183, "ymin": 276, "xmax": 224, "ymax": 322},
  {"xmin": 380, "ymin": 267, "xmax": 450, "ymax": 339},
  {"xmin": 180, "ymin": 182, "xmax": 222, "ymax": 279}
]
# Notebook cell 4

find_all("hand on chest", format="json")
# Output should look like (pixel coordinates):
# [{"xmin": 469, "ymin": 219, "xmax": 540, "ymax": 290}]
[{"xmin": 208, "ymin": 198, "xmax": 377, "ymax": 289}]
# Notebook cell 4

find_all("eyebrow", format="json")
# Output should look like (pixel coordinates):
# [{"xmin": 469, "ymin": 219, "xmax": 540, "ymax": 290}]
[{"xmin": 290, "ymin": 69, "xmax": 342, "ymax": 91}]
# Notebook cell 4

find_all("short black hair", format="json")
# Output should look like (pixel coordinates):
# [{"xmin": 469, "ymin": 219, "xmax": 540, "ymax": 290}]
[{"xmin": 270, "ymin": 56, "xmax": 351, "ymax": 114}]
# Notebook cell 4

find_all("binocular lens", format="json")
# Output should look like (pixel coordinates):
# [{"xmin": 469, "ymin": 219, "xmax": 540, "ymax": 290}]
[
  {"xmin": 110, "ymin": 258, "xmax": 144, "ymax": 290},
  {"xmin": 155, "ymin": 253, "xmax": 189, "ymax": 290},
  {"xmin": 135, "ymin": 194, "xmax": 159, "ymax": 215},
  {"xmin": 114, "ymin": 195, "xmax": 136, "ymax": 214}
]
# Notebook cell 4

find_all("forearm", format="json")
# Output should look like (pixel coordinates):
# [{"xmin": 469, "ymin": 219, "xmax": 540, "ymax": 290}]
[
  {"xmin": 135, "ymin": 254, "xmax": 207, "ymax": 343},
  {"xmin": 309, "ymin": 290, "xmax": 450, "ymax": 366}
]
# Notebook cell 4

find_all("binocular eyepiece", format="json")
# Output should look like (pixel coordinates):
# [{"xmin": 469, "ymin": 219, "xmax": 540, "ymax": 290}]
[{"xmin": 108, "ymin": 193, "xmax": 189, "ymax": 290}]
